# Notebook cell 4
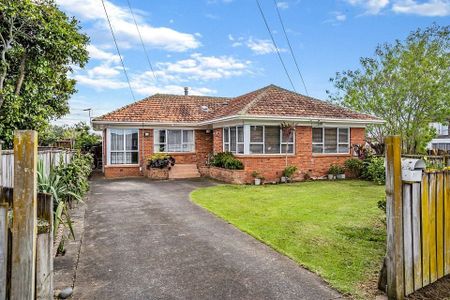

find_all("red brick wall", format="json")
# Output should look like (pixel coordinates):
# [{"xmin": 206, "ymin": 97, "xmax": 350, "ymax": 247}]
[
  {"xmin": 211, "ymin": 126, "xmax": 366, "ymax": 183},
  {"xmin": 104, "ymin": 166, "xmax": 141, "ymax": 178},
  {"xmin": 103, "ymin": 128, "xmax": 214, "ymax": 178}
]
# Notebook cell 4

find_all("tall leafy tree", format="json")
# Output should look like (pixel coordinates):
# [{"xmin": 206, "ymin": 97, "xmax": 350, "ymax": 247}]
[
  {"xmin": 0, "ymin": 0, "xmax": 89, "ymax": 146},
  {"xmin": 328, "ymin": 24, "xmax": 450, "ymax": 154}
]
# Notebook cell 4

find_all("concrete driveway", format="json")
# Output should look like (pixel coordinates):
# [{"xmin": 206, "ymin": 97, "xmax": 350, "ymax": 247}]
[{"xmin": 73, "ymin": 177, "xmax": 342, "ymax": 299}]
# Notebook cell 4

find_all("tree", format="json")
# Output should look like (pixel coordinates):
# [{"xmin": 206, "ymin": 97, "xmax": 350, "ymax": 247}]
[
  {"xmin": 328, "ymin": 24, "xmax": 450, "ymax": 154},
  {"xmin": 0, "ymin": 0, "xmax": 89, "ymax": 146},
  {"xmin": 40, "ymin": 122, "xmax": 101, "ymax": 151}
]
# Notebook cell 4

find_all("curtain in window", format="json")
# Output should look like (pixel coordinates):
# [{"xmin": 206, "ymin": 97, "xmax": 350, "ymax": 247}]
[
  {"xmin": 324, "ymin": 128, "xmax": 337, "ymax": 153},
  {"xmin": 168, "ymin": 130, "xmax": 182, "ymax": 152},
  {"xmin": 265, "ymin": 126, "xmax": 280, "ymax": 154}
]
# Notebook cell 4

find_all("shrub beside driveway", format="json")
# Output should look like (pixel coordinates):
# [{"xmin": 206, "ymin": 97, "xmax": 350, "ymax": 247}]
[{"xmin": 191, "ymin": 180, "xmax": 385, "ymax": 299}]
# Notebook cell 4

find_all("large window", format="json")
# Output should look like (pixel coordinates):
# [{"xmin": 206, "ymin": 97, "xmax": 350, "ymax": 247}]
[
  {"xmin": 223, "ymin": 125, "xmax": 294, "ymax": 155},
  {"xmin": 250, "ymin": 126, "xmax": 294, "ymax": 154},
  {"xmin": 312, "ymin": 127, "xmax": 349, "ymax": 154},
  {"xmin": 154, "ymin": 129, "xmax": 195, "ymax": 152},
  {"xmin": 223, "ymin": 126, "xmax": 244, "ymax": 154},
  {"xmin": 109, "ymin": 129, "xmax": 139, "ymax": 164}
]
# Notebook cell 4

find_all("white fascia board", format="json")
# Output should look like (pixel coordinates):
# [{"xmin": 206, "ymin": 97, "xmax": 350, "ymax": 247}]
[
  {"xmin": 430, "ymin": 138, "xmax": 450, "ymax": 143},
  {"xmin": 205, "ymin": 115, "xmax": 384, "ymax": 128},
  {"xmin": 92, "ymin": 120, "xmax": 208, "ymax": 130}
]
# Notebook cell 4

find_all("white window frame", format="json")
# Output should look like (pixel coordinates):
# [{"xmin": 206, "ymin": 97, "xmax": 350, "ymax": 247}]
[
  {"xmin": 223, "ymin": 126, "xmax": 244, "ymax": 154},
  {"xmin": 107, "ymin": 128, "xmax": 139, "ymax": 165},
  {"xmin": 312, "ymin": 127, "xmax": 350, "ymax": 154},
  {"xmin": 154, "ymin": 129, "xmax": 195, "ymax": 153},
  {"xmin": 223, "ymin": 125, "xmax": 295, "ymax": 155}
]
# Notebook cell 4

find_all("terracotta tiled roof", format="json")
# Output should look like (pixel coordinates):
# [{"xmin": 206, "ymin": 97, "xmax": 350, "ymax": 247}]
[
  {"xmin": 94, "ymin": 85, "xmax": 380, "ymax": 123},
  {"xmin": 94, "ymin": 94, "xmax": 231, "ymax": 123}
]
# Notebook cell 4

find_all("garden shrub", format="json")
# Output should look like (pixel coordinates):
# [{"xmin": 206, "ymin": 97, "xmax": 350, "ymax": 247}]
[
  {"xmin": 282, "ymin": 165, "xmax": 298, "ymax": 178},
  {"xmin": 344, "ymin": 158, "xmax": 364, "ymax": 177},
  {"xmin": 362, "ymin": 157, "xmax": 386, "ymax": 185},
  {"xmin": 56, "ymin": 151, "xmax": 93, "ymax": 202},
  {"xmin": 147, "ymin": 153, "xmax": 175, "ymax": 169},
  {"xmin": 210, "ymin": 152, "xmax": 244, "ymax": 170},
  {"xmin": 328, "ymin": 164, "xmax": 344, "ymax": 175}
]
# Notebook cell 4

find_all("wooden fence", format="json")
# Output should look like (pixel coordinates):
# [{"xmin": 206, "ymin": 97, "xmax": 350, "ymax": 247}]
[
  {"xmin": 385, "ymin": 136, "xmax": 450, "ymax": 299},
  {"xmin": 0, "ymin": 131, "xmax": 54, "ymax": 299},
  {"xmin": 1, "ymin": 148, "xmax": 74, "ymax": 188}
]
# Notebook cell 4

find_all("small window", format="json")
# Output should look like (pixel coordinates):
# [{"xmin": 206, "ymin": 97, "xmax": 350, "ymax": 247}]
[
  {"xmin": 223, "ymin": 126, "xmax": 244, "ymax": 154},
  {"xmin": 312, "ymin": 127, "xmax": 349, "ymax": 154},
  {"xmin": 155, "ymin": 129, "xmax": 195, "ymax": 153}
]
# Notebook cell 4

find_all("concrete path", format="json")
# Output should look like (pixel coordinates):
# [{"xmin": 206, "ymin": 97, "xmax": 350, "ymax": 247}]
[{"xmin": 74, "ymin": 177, "xmax": 342, "ymax": 300}]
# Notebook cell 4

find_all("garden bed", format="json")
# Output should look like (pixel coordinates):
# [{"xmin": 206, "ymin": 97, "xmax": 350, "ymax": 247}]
[
  {"xmin": 203, "ymin": 166, "xmax": 247, "ymax": 184},
  {"xmin": 144, "ymin": 167, "xmax": 170, "ymax": 180}
]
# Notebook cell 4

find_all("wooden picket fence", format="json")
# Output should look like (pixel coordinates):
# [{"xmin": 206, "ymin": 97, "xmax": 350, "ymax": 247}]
[
  {"xmin": 385, "ymin": 136, "xmax": 450, "ymax": 299},
  {"xmin": 1, "ymin": 148, "xmax": 74, "ymax": 188},
  {"xmin": 0, "ymin": 131, "xmax": 54, "ymax": 299}
]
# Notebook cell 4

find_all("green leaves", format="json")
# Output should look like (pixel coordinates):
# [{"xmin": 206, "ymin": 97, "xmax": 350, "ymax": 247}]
[
  {"xmin": 329, "ymin": 24, "xmax": 450, "ymax": 154},
  {"xmin": 0, "ymin": 0, "xmax": 89, "ymax": 146}
]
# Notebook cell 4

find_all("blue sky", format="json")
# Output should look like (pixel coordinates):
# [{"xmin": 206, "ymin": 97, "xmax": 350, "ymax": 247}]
[{"xmin": 55, "ymin": 0, "xmax": 450, "ymax": 126}]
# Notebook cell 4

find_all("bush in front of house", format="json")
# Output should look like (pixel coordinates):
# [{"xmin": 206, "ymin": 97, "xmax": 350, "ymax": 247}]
[
  {"xmin": 328, "ymin": 164, "xmax": 344, "ymax": 176},
  {"xmin": 210, "ymin": 152, "xmax": 244, "ymax": 170},
  {"xmin": 361, "ymin": 156, "xmax": 385, "ymax": 185},
  {"xmin": 344, "ymin": 158, "xmax": 364, "ymax": 178},
  {"xmin": 147, "ymin": 153, "xmax": 175, "ymax": 169},
  {"xmin": 282, "ymin": 165, "xmax": 298, "ymax": 179}
]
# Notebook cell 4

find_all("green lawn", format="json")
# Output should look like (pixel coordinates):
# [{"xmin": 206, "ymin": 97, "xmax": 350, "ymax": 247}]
[{"xmin": 190, "ymin": 180, "xmax": 386, "ymax": 298}]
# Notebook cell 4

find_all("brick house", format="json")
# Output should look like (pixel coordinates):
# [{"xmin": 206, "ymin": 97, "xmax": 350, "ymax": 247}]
[{"xmin": 92, "ymin": 85, "xmax": 383, "ymax": 183}]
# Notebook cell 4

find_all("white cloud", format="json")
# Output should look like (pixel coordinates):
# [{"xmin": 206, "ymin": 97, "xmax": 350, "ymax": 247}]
[
  {"xmin": 246, "ymin": 38, "xmax": 283, "ymax": 55},
  {"xmin": 336, "ymin": 13, "xmax": 347, "ymax": 21},
  {"xmin": 277, "ymin": 1, "xmax": 289, "ymax": 9},
  {"xmin": 392, "ymin": 0, "xmax": 450, "ymax": 16},
  {"xmin": 56, "ymin": 0, "xmax": 200, "ymax": 52},
  {"xmin": 86, "ymin": 45, "xmax": 120, "ymax": 63},
  {"xmin": 346, "ymin": 0, "xmax": 390, "ymax": 14}
]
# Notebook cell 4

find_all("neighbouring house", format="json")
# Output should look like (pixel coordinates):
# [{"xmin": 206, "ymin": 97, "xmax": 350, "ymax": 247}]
[
  {"xmin": 92, "ymin": 85, "xmax": 383, "ymax": 183},
  {"xmin": 429, "ymin": 120, "xmax": 450, "ymax": 153}
]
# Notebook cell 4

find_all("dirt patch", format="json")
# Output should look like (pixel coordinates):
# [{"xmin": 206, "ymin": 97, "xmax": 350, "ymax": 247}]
[{"xmin": 407, "ymin": 275, "xmax": 450, "ymax": 300}]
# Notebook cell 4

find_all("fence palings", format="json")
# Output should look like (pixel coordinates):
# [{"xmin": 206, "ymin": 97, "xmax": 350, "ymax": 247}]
[{"xmin": 386, "ymin": 136, "xmax": 450, "ymax": 299}]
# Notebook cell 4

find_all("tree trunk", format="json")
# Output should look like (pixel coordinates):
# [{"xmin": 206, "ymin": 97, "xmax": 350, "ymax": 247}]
[{"xmin": 15, "ymin": 52, "xmax": 27, "ymax": 96}]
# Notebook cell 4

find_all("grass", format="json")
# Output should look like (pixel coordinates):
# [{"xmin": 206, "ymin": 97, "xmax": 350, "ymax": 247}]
[{"xmin": 190, "ymin": 180, "xmax": 386, "ymax": 298}]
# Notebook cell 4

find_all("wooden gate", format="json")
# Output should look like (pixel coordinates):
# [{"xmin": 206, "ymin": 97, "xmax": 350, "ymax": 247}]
[{"xmin": 385, "ymin": 136, "xmax": 450, "ymax": 299}]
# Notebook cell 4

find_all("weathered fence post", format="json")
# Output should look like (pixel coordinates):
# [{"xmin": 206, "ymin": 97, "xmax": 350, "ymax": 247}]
[
  {"xmin": 385, "ymin": 135, "xmax": 404, "ymax": 300},
  {"xmin": 36, "ymin": 193, "xmax": 53, "ymax": 300},
  {"xmin": 10, "ymin": 130, "xmax": 38, "ymax": 300},
  {"xmin": 0, "ymin": 202, "xmax": 8, "ymax": 300}
]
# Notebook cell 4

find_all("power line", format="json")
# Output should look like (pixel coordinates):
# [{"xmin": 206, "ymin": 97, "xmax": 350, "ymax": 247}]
[
  {"xmin": 126, "ymin": 0, "xmax": 158, "ymax": 83},
  {"xmin": 273, "ymin": 0, "xmax": 308, "ymax": 96},
  {"xmin": 101, "ymin": 0, "xmax": 136, "ymax": 101},
  {"xmin": 255, "ymin": 0, "xmax": 296, "ymax": 92}
]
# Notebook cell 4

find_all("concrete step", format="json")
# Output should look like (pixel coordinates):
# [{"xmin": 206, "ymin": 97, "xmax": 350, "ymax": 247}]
[{"xmin": 169, "ymin": 164, "xmax": 200, "ymax": 179}]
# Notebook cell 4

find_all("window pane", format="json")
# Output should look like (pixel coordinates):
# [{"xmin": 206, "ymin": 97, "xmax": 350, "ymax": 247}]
[
  {"xmin": 230, "ymin": 127, "xmax": 236, "ymax": 153},
  {"xmin": 237, "ymin": 126, "xmax": 244, "ymax": 142},
  {"xmin": 250, "ymin": 144, "xmax": 263, "ymax": 154},
  {"xmin": 250, "ymin": 126, "xmax": 263, "ymax": 142},
  {"xmin": 281, "ymin": 144, "xmax": 294, "ymax": 154},
  {"xmin": 324, "ymin": 128, "xmax": 337, "ymax": 153},
  {"xmin": 223, "ymin": 128, "xmax": 229, "ymax": 143},
  {"xmin": 224, "ymin": 143, "xmax": 230, "ymax": 152},
  {"xmin": 339, "ymin": 128, "xmax": 349, "ymax": 143},
  {"xmin": 159, "ymin": 130, "xmax": 166, "ymax": 144},
  {"xmin": 125, "ymin": 130, "xmax": 138, "ymax": 150},
  {"xmin": 168, "ymin": 130, "xmax": 182, "ymax": 152},
  {"xmin": 281, "ymin": 130, "xmax": 294, "ymax": 143},
  {"xmin": 338, "ymin": 144, "xmax": 349, "ymax": 153},
  {"xmin": 110, "ymin": 130, "xmax": 124, "ymax": 151},
  {"xmin": 158, "ymin": 144, "xmax": 165, "ymax": 152},
  {"xmin": 237, "ymin": 144, "xmax": 244, "ymax": 154},
  {"xmin": 312, "ymin": 144, "xmax": 323, "ymax": 153},
  {"xmin": 265, "ymin": 126, "xmax": 280, "ymax": 154},
  {"xmin": 312, "ymin": 128, "xmax": 323, "ymax": 143},
  {"xmin": 111, "ymin": 152, "xmax": 124, "ymax": 164},
  {"xmin": 183, "ymin": 130, "xmax": 194, "ymax": 143}
]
